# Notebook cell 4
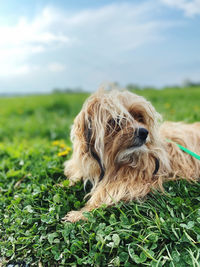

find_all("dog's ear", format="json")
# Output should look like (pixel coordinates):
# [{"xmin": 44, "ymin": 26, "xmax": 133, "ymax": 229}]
[
  {"xmin": 153, "ymin": 158, "xmax": 160, "ymax": 175},
  {"xmin": 84, "ymin": 117, "xmax": 105, "ymax": 181},
  {"xmin": 84, "ymin": 118, "xmax": 92, "ymax": 152}
]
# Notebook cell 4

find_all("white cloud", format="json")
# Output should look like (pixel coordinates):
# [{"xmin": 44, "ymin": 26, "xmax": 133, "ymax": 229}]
[
  {"xmin": 62, "ymin": 2, "xmax": 165, "ymax": 51},
  {"xmin": 0, "ymin": 2, "xmax": 175, "ymax": 91},
  {"xmin": 48, "ymin": 63, "xmax": 66, "ymax": 72},
  {"xmin": 161, "ymin": 0, "xmax": 200, "ymax": 17},
  {"xmin": 0, "ymin": 7, "xmax": 70, "ymax": 77}
]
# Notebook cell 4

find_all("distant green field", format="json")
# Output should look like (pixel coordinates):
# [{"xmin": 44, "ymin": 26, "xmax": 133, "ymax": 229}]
[{"xmin": 0, "ymin": 87, "xmax": 200, "ymax": 266}]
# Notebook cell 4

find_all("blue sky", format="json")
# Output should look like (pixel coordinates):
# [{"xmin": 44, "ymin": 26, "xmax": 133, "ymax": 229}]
[{"xmin": 0, "ymin": 0, "xmax": 200, "ymax": 93}]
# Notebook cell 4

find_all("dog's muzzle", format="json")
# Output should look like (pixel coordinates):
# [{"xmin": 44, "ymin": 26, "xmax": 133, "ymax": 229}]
[
  {"xmin": 132, "ymin": 127, "xmax": 149, "ymax": 147},
  {"xmin": 132, "ymin": 128, "xmax": 159, "ymax": 176},
  {"xmin": 138, "ymin": 127, "xmax": 148, "ymax": 141}
]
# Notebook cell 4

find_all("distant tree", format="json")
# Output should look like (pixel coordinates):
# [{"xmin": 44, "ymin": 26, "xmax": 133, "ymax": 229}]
[
  {"xmin": 52, "ymin": 87, "xmax": 84, "ymax": 94},
  {"xmin": 52, "ymin": 88, "xmax": 63, "ymax": 93},
  {"xmin": 182, "ymin": 79, "xmax": 200, "ymax": 88},
  {"xmin": 126, "ymin": 83, "xmax": 141, "ymax": 91}
]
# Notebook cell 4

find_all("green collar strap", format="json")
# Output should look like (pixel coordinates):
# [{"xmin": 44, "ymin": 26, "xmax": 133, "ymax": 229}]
[{"xmin": 166, "ymin": 139, "xmax": 200, "ymax": 161}]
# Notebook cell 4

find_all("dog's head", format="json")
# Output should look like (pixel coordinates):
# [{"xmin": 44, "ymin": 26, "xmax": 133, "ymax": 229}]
[{"xmin": 71, "ymin": 89, "xmax": 166, "ymax": 184}]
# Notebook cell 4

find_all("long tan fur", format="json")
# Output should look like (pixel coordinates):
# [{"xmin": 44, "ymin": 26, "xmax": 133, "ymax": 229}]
[{"xmin": 63, "ymin": 89, "xmax": 200, "ymax": 222}]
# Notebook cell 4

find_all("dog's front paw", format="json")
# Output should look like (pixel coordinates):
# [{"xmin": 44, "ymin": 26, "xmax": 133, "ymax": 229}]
[
  {"xmin": 62, "ymin": 210, "xmax": 87, "ymax": 223},
  {"xmin": 55, "ymin": 180, "xmax": 76, "ymax": 187}
]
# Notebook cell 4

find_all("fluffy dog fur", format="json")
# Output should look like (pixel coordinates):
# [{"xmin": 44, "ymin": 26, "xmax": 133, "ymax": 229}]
[{"xmin": 63, "ymin": 89, "xmax": 200, "ymax": 222}]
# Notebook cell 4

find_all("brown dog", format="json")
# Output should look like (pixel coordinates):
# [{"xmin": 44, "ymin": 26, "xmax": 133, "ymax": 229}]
[{"xmin": 63, "ymin": 89, "xmax": 200, "ymax": 222}]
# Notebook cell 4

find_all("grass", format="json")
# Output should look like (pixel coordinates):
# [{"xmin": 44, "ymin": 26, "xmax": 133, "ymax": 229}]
[{"xmin": 0, "ymin": 87, "xmax": 200, "ymax": 266}]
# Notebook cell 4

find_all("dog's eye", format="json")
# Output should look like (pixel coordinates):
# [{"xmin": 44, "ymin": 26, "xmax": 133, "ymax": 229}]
[
  {"xmin": 108, "ymin": 118, "xmax": 116, "ymax": 127},
  {"xmin": 133, "ymin": 113, "xmax": 145, "ymax": 124}
]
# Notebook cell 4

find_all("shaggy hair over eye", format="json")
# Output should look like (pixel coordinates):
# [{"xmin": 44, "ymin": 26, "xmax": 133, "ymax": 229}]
[{"xmin": 62, "ymin": 88, "xmax": 200, "ymax": 222}]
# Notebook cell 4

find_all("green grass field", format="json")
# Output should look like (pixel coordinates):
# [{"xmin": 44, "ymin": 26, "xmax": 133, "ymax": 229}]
[{"xmin": 0, "ymin": 87, "xmax": 200, "ymax": 266}]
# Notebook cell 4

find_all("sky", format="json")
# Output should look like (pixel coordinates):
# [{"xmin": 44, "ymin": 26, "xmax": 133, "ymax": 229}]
[{"xmin": 0, "ymin": 0, "xmax": 200, "ymax": 93}]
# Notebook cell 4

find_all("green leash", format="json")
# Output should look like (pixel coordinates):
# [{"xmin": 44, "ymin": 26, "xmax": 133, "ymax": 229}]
[{"xmin": 167, "ymin": 139, "xmax": 200, "ymax": 161}]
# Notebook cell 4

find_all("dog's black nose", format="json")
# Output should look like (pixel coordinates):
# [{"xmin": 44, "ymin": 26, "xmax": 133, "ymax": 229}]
[{"xmin": 138, "ymin": 127, "xmax": 148, "ymax": 141}]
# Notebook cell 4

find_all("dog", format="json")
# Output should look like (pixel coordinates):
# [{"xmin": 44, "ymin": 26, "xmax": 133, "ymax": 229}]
[{"xmin": 62, "ymin": 88, "xmax": 200, "ymax": 222}]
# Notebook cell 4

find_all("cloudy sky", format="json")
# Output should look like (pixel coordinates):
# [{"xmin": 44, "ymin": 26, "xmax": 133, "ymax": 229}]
[{"xmin": 0, "ymin": 0, "xmax": 200, "ymax": 93}]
